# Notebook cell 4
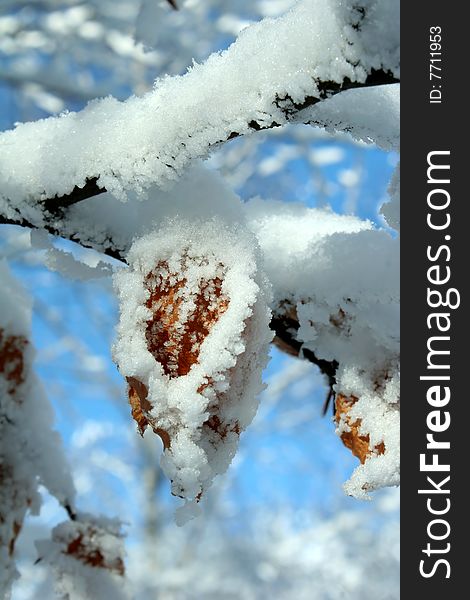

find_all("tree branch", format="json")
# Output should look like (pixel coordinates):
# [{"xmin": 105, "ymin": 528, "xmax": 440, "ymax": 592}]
[{"xmin": 41, "ymin": 178, "xmax": 106, "ymax": 218}]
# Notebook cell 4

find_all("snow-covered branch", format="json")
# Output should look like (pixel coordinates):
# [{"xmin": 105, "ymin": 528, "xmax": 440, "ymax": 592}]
[{"xmin": 0, "ymin": 0, "xmax": 399, "ymax": 234}]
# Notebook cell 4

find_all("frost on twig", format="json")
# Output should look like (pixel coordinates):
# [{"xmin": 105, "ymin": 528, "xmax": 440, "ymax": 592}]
[
  {"xmin": 113, "ymin": 217, "xmax": 272, "ymax": 522},
  {"xmin": 0, "ymin": 261, "xmax": 75, "ymax": 598},
  {"xmin": 0, "ymin": 0, "xmax": 400, "ymax": 529}
]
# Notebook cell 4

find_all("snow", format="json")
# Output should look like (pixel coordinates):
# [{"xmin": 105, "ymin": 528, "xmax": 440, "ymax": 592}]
[
  {"xmin": 60, "ymin": 162, "xmax": 243, "ymax": 258},
  {"xmin": 25, "ymin": 159, "xmax": 400, "ymax": 504},
  {"xmin": 44, "ymin": 247, "xmax": 113, "ymax": 280},
  {"xmin": 0, "ymin": 2, "xmax": 402, "ymax": 598},
  {"xmin": 0, "ymin": 0, "xmax": 399, "ymax": 223},
  {"xmin": 0, "ymin": 260, "xmax": 32, "ymax": 334},
  {"xmin": 1, "ymin": 159, "xmax": 400, "ymax": 514},
  {"xmin": 134, "ymin": 0, "xmax": 169, "ymax": 49},
  {"xmin": 113, "ymin": 216, "xmax": 272, "ymax": 519},
  {"xmin": 244, "ymin": 198, "xmax": 375, "ymax": 302},
  {"xmin": 106, "ymin": 191, "xmax": 399, "ymax": 505},
  {"xmin": 123, "ymin": 490, "xmax": 399, "ymax": 599}
]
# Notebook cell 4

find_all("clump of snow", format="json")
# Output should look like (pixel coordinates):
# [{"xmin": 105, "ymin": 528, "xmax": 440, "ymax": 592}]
[
  {"xmin": 245, "ymin": 198, "xmax": 399, "ymax": 367},
  {"xmin": 245, "ymin": 198, "xmax": 375, "ymax": 304},
  {"xmin": 35, "ymin": 513, "xmax": 128, "ymax": 600},
  {"xmin": 0, "ymin": 261, "xmax": 75, "ymax": 599},
  {"xmin": 113, "ymin": 217, "xmax": 272, "ymax": 520},
  {"xmin": 0, "ymin": 0, "xmax": 400, "ymax": 514}
]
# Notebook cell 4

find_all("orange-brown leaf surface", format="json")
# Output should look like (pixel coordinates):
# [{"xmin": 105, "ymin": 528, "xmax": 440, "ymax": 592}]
[
  {"xmin": 144, "ymin": 263, "xmax": 228, "ymax": 378},
  {"xmin": 335, "ymin": 394, "xmax": 385, "ymax": 464},
  {"xmin": 127, "ymin": 261, "xmax": 230, "ymax": 453}
]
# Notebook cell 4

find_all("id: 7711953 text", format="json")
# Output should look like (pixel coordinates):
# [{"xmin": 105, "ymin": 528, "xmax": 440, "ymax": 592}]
[{"xmin": 429, "ymin": 26, "xmax": 442, "ymax": 104}]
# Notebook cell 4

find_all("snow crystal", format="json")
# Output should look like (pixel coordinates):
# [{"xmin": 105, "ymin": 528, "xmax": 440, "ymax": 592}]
[
  {"xmin": 113, "ymin": 216, "xmax": 272, "ymax": 517},
  {"xmin": 60, "ymin": 162, "xmax": 244, "ymax": 259},
  {"xmin": 245, "ymin": 198, "xmax": 375, "ymax": 304}
]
